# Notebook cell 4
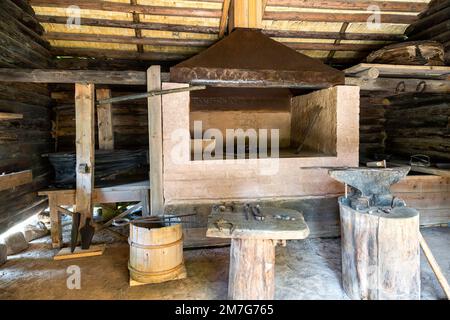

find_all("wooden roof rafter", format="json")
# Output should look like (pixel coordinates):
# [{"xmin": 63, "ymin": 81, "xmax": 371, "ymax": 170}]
[{"xmin": 29, "ymin": 0, "xmax": 434, "ymax": 66}]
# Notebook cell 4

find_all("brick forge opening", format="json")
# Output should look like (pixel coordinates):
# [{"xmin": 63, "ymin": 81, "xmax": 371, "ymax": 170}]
[
  {"xmin": 162, "ymin": 84, "xmax": 359, "ymax": 203},
  {"xmin": 189, "ymin": 87, "xmax": 339, "ymax": 160}
]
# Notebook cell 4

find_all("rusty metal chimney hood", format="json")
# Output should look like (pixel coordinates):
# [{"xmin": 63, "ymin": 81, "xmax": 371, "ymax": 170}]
[{"xmin": 170, "ymin": 28, "xmax": 345, "ymax": 89}]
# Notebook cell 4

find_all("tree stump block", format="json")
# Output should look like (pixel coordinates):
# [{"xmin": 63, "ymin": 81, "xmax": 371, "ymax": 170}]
[
  {"xmin": 339, "ymin": 201, "xmax": 420, "ymax": 300},
  {"xmin": 228, "ymin": 238, "xmax": 276, "ymax": 300}
]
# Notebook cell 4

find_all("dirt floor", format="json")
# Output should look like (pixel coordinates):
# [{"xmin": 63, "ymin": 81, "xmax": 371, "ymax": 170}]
[{"xmin": 0, "ymin": 226, "xmax": 448, "ymax": 300}]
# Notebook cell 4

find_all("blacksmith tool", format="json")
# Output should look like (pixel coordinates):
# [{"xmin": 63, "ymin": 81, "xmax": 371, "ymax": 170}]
[
  {"xmin": 410, "ymin": 154, "xmax": 430, "ymax": 167},
  {"xmin": 251, "ymin": 205, "xmax": 265, "ymax": 221},
  {"xmin": 215, "ymin": 218, "xmax": 235, "ymax": 235},
  {"xmin": 80, "ymin": 217, "xmax": 95, "ymax": 250},
  {"xmin": 70, "ymin": 212, "xmax": 81, "ymax": 253},
  {"xmin": 244, "ymin": 204, "xmax": 250, "ymax": 220}
]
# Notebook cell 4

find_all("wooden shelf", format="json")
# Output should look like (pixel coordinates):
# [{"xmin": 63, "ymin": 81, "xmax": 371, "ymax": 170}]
[
  {"xmin": 0, "ymin": 112, "xmax": 23, "ymax": 120},
  {"xmin": 0, "ymin": 170, "xmax": 32, "ymax": 191}
]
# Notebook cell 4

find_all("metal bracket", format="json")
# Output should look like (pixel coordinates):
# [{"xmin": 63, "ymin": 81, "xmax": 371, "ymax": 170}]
[{"xmin": 78, "ymin": 163, "xmax": 89, "ymax": 174}]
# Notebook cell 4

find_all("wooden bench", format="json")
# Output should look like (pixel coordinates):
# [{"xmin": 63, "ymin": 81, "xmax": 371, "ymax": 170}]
[{"xmin": 39, "ymin": 180, "xmax": 150, "ymax": 248}]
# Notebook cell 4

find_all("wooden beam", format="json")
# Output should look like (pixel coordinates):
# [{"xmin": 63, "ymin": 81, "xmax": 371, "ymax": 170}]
[
  {"xmin": 0, "ymin": 112, "xmax": 23, "ymax": 120},
  {"xmin": 262, "ymin": 29, "xmax": 405, "ymax": 41},
  {"xmin": 96, "ymin": 88, "xmax": 114, "ymax": 150},
  {"xmin": 29, "ymin": 0, "xmax": 222, "ymax": 18},
  {"xmin": 406, "ymin": 7, "xmax": 450, "ymax": 36},
  {"xmin": 130, "ymin": 0, "xmax": 144, "ymax": 54},
  {"xmin": 266, "ymin": 0, "xmax": 427, "ymax": 12},
  {"xmin": 75, "ymin": 83, "xmax": 95, "ymax": 226},
  {"xmin": 346, "ymin": 77, "xmax": 450, "ymax": 93},
  {"xmin": 327, "ymin": 22, "xmax": 349, "ymax": 63},
  {"xmin": 229, "ymin": 0, "xmax": 264, "ymax": 30},
  {"xmin": 36, "ymin": 15, "xmax": 220, "ymax": 35},
  {"xmin": 44, "ymin": 32, "xmax": 383, "ymax": 51},
  {"xmin": 52, "ymin": 47, "xmax": 189, "ymax": 62},
  {"xmin": 44, "ymin": 32, "xmax": 213, "ymax": 47},
  {"xmin": 0, "ymin": 68, "xmax": 161, "ymax": 85},
  {"xmin": 219, "ymin": 0, "xmax": 231, "ymax": 38},
  {"xmin": 147, "ymin": 66, "xmax": 164, "ymax": 216},
  {"xmin": 264, "ymin": 11, "xmax": 417, "ymax": 24},
  {"xmin": 0, "ymin": 170, "xmax": 32, "ymax": 191}
]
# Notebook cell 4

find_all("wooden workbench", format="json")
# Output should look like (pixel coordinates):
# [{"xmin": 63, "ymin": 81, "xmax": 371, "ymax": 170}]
[
  {"xmin": 39, "ymin": 180, "xmax": 150, "ymax": 248},
  {"xmin": 207, "ymin": 205, "xmax": 309, "ymax": 300}
]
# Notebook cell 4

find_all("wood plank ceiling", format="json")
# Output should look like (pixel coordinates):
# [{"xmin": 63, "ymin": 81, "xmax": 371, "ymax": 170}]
[{"xmin": 29, "ymin": 0, "xmax": 431, "ymax": 66}]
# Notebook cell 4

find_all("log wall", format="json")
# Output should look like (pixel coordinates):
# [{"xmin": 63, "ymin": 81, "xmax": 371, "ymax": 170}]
[
  {"xmin": 52, "ymin": 85, "xmax": 149, "ymax": 151},
  {"xmin": 0, "ymin": 0, "xmax": 52, "ymax": 233},
  {"xmin": 359, "ymin": 95, "xmax": 386, "ymax": 160},
  {"xmin": 406, "ymin": 0, "xmax": 450, "ymax": 65},
  {"xmin": 384, "ymin": 93, "xmax": 450, "ymax": 162}
]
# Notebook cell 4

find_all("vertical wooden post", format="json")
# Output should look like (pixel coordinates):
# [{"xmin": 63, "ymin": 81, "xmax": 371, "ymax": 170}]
[
  {"xmin": 75, "ymin": 83, "xmax": 95, "ymax": 226},
  {"xmin": 49, "ymin": 194, "xmax": 62, "ymax": 248},
  {"xmin": 147, "ymin": 66, "xmax": 164, "ymax": 215},
  {"xmin": 228, "ymin": 238, "xmax": 276, "ymax": 300},
  {"xmin": 96, "ymin": 88, "xmax": 114, "ymax": 150},
  {"xmin": 229, "ymin": 0, "xmax": 264, "ymax": 32}
]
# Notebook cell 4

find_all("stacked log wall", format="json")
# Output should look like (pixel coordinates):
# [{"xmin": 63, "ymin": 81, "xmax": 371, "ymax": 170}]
[
  {"xmin": 52, "ymin": 85, "xmax": 149, "ymax": 151},
  {"xmin": 384, "ymin": 93, "xmax": 450, "ymax": 162},
  {"xmin": 406, "ymin": 0, "xmax": 450, "ymax": 65},
  {"xmin": 0, "ymin": 1, "xmax": 52, "ymax": 233},
  {"xmin": 359, "ymin": 95, "xmax": 386, "ymax": 160}
]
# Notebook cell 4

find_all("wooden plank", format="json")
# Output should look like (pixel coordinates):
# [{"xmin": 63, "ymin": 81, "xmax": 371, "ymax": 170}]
[
  {"xmin": 266, "ymin": 0, "xmax": 427, "ymax": 12},
  {"xmin": 39, "ymin": 189, "xmax": 144, "ymax": 205},
  {"xmin": 218, "ymin": 0, "xmax": 231, "ymax": 38},
  {"xmin": 53, "ymin": 244, "xmax": 105, "ymax": 260},
  {"xmin": 264, "ymin": 11, "xmax": 417, "ymax": 24},
  {"xmin": 96, "ymin": 89, "xmax": 114, "ymax": 150},
  {"xmin": 207, "ymin": 206, "xmax": 310, "ymax": 240},
  {"xmin": 0, "ymin": 112, "xmax": 23, "ymax": 120},
  {"xmin": 0, "ymin": 170, "xmax": 32, "ymax": 191},
  {"xmin": 345, "ymin": 77, "xmax": 450, "ymax": 93},
  {"xmin": 148, "ymin": 66, "xmax": 164, "ymax": 215},
  {"xmin": 75, "ymin": 83, "xmax": 95, "ymax": 226},
  {"xmin": 38, "ymin": 181, "xmax": 150, "ymax": 196},
  {"xmin": 29, "ymin": 0, "xmax": 222, "ymax": 18}
]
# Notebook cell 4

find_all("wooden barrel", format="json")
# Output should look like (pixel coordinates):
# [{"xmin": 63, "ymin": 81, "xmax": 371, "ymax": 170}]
[{"xmin": 128, "ymin": 221, "xmax": 186, "ymax": 284}]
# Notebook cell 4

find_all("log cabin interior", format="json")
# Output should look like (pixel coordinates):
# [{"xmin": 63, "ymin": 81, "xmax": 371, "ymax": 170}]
[{"xmin": 0, "ymin": 0, "xmax": 449, "ymax": 301}]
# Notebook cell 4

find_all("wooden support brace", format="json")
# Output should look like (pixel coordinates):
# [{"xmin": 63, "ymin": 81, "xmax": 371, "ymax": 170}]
[
  {"xmin": 49, "ymin": 194, "xmax": 62, "ymax": 249},
  {"xmin": 96, "ymin": 88, "xmax": 114, "ymax": 150},
  {"xmin": 75, "ymin": 83, "xmax": 95, "ymax": 227}
]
